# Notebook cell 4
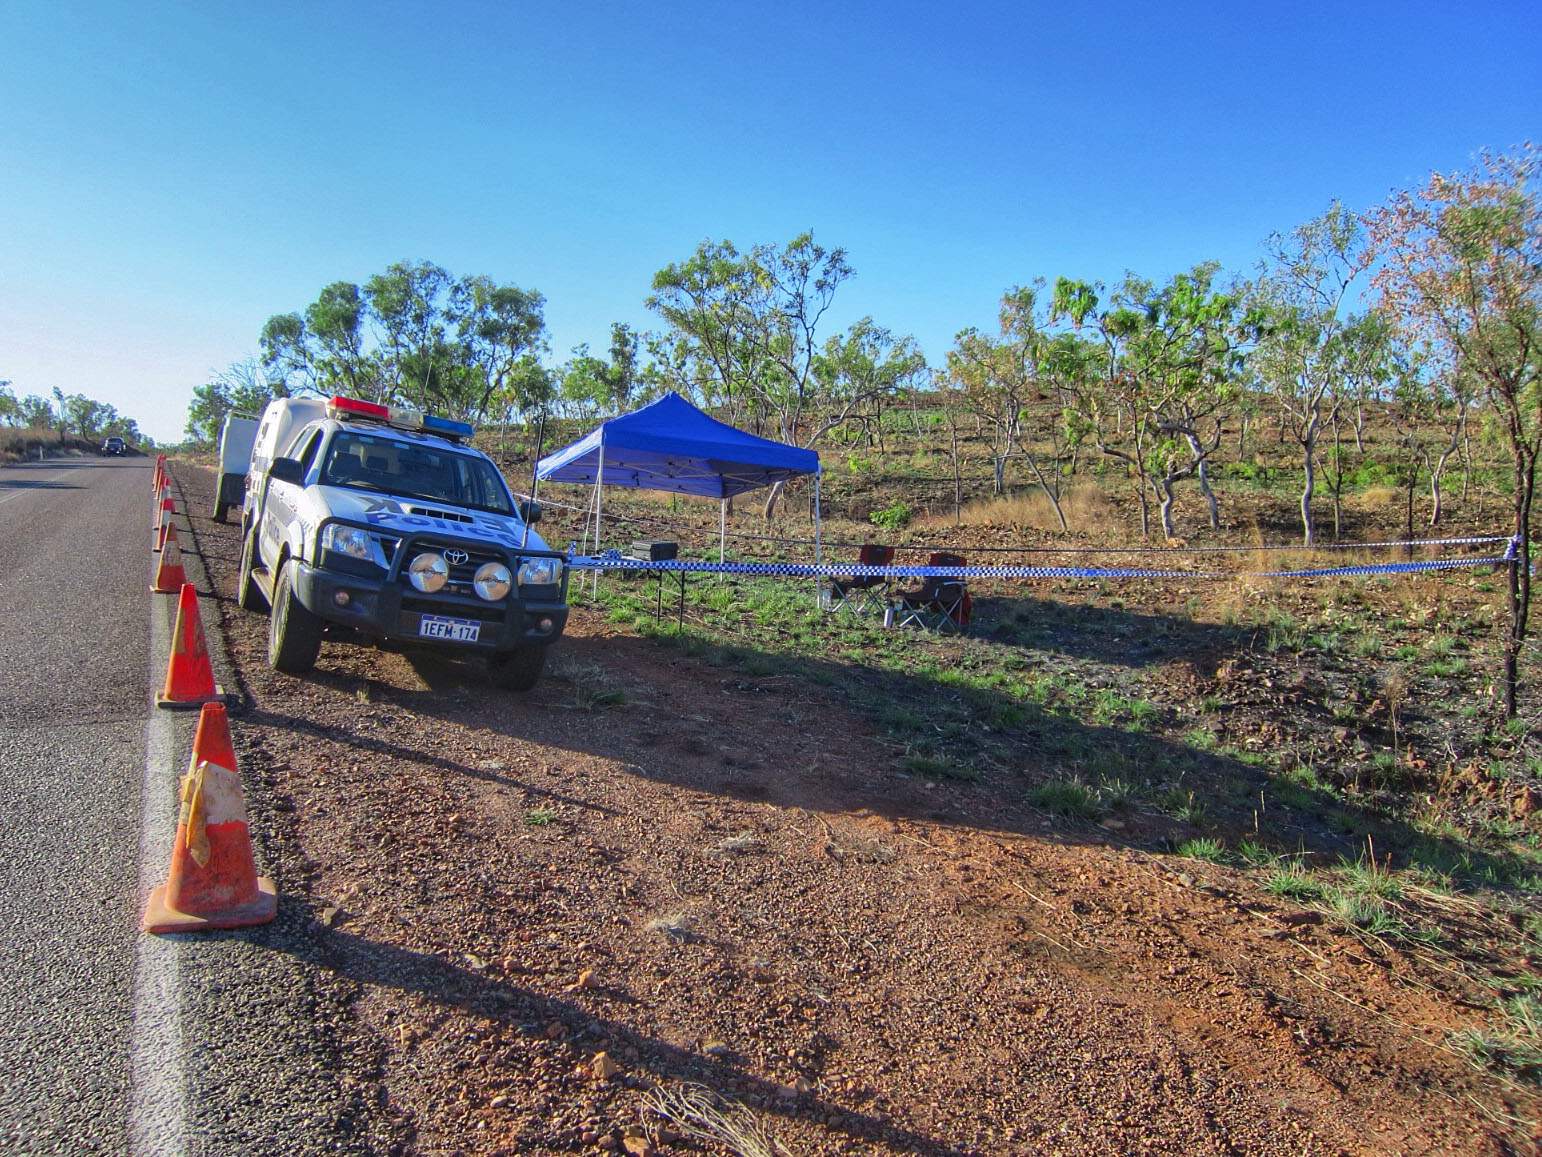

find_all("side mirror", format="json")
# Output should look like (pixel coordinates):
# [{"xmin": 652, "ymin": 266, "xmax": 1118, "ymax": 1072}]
[
  {"xmin": 269, "ymin": 457, "xmax": 305, "ymax": 486},
  {"xmin": 519, "ymin": 499, "xmax": 542, "ymax": 525}
]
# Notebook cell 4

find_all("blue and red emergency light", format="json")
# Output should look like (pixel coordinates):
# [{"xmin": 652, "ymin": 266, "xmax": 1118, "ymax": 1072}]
[{"xmin": 326, "ymin": 396, "xmax": 475, "ymax": 441}]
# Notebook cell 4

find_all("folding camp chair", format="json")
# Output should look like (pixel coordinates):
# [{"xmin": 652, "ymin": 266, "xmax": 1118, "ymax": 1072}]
[
  {"xmin": 821, "ymin": 543, "xmax": 894, "ymax": 617},
  {"xmin": 889, "ymin": 551, "xmax": 972, "ymax": 634}
]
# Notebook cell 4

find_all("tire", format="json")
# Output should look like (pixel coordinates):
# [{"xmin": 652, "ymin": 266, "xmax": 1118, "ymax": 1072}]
[
  {"xmin": 268, "ymin": 560, "xmax": 323, "ymax": 674},
  {"xmin": 238, "ymin": 524, "xmax": 268, "ymax": 612},
  {"xmin": 488, "ymin": 645, "xmax": 546, "ymax": 692},
  {"xmin": 213, "ymin": 502, "xmax": 228, "ymax": 523}
]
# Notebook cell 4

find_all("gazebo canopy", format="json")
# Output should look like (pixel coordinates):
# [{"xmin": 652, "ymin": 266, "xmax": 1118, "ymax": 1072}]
[{"xmin": 535, "ymin": 392, "xmax": 819, "ymax": 499}]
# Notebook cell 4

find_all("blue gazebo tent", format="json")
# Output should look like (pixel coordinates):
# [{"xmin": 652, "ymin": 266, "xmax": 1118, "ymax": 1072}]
[{"xmin": 535, "ymin": 391, "xmax": 822, "ymax": 564}]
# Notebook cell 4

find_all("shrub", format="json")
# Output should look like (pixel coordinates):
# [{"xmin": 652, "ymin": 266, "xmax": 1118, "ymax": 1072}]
[{"xmin": 869, "ymin": 501, "xmax": 913, "ymax": 531}]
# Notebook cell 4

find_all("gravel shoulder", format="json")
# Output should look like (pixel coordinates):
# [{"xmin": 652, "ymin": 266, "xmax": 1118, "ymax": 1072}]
[{"xmin": 177, "ymin": 461, "xmax": 1536, "ymax": 1156}]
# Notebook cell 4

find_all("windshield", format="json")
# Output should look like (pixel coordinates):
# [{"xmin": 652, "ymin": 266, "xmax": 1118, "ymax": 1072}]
[{"xmin": 320, "ymin": 431, "xmax": 514, "ymax": 515}]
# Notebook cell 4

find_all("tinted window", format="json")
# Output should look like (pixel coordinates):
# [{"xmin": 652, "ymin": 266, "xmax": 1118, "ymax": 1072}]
[{"xmin": 320, "ymin": 432, "xmax": 513, "ymax": 514}]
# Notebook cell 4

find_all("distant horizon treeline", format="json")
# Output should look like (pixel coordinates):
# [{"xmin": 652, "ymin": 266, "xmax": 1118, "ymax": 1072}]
[{"xmin": 0, "ymin": 381, "xmax": 147, "ymax": 446}]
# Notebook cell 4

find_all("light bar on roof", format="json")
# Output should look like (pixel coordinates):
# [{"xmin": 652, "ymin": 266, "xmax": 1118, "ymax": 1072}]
[
  {"xmin": 325, "ymin": 396, "xmax": 475, "ymax": 441},
  {"xmin": 327, "ymin": 396, "xmax": 390, "ymax": 421},
  {"xmin": 421, "ymin": 414, "xmax": 475, "ymax": 440}
]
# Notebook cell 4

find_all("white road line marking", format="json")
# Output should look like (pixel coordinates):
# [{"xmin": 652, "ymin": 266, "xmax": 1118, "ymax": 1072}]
[
  {"xmin": 0, "ymin": 468, "xmax": 81, "ymax": 506},
  {"xmin": 129, "ymin": 594, "xmax": 188, "ymax": 1155}
]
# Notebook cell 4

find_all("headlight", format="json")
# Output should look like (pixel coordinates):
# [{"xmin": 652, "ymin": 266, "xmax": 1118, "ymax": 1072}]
[
  {"xmin": 321, "ymin": 523, "xmax": 375, "ymax": 561},
  {"xmin": 408, "ymin": 552, "xmax": 449, "ymax": 592},
  {"xmin": 473, "ymin": 562, "xmax": 512, "ymax": 601},
  {"xmin": 517, "ymin": 557, "xmax": 563, "ymax": 586}
]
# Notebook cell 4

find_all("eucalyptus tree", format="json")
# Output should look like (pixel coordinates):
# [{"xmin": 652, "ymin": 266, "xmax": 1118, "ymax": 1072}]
[
  {"xmin": 649, "ymin": 232, "xmax": 853, "ymax": 517},
  {"xmin": 1370, "ymin": 147, "xmax": 1542, "ymax": 714},
  {"xmin": 1118, "ymin": 264, "xmax": 1245, "ymax": 537},
  {"xmin": 1250, "ymin": 203, "xmax": 1373, "ymax": 546},
  {"xmin": 259, "ymin": 312, "xmax": 319, "ymax": 395},
  {"xmin": 812, "ymin": 318, "xmax": 928, "ymax": 450},
  {"xmin": 185, "ymin": 360, "xmax": 283, "ymax": 446},
  {"xmin": 17, "ymin": 394, "xmax": 54, "ymax": 430},
  {"xmin": 304, "ymin": 281, "xmax": 371, "ymax": 396},
  {"xmin": 1053, "ymin": 276, "xmax": 1159, "ymax": 536},
  {"xmin": 557, "ymin": 344, "xmax": 615, "ymax": 420},
  {"xmin": 946, "ymin": 282, "xmax": 1070, "ymax": 527},
  {"xmin": 260, "ymin": 262, "xmax": 547, "ymax": 424},
  {"xmin": 1053, "ymin": 269, "xmax": 1243, "ymax": 540},
  {"xmin": 363, "ymin": 260, "xmax": 454, "ymax": 412},
  {"xmin": 450, "ymin": 275, "xmax": 547, "ymax": 422},
  {"xmin": 647, "ymin": 239, "xmax": 774, "ymax": 420}
]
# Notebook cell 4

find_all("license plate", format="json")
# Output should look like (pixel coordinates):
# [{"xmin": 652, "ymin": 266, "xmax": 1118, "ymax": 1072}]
[{"xmin": 418, "ymin": 615, "xmax": 481, "ymax": 643}]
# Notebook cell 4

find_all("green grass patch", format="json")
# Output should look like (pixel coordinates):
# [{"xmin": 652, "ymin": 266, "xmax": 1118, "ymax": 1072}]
[
  {"xmin": 1176, "ymin": 837, "xmax": 1227, "ymax": 863},
  {"xmin": 1265, "ymin": 862, "xmax": 1323, "ymax": 902},
  {"xmin": 1027, "ymin": 779, "xmax": 1103, "ymax": 821}
]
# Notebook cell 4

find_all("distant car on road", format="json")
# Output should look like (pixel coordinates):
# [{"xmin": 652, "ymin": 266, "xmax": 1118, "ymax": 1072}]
[{"xmin": 100, "ymin": 436, "xmax": 127, "ymax": 456}]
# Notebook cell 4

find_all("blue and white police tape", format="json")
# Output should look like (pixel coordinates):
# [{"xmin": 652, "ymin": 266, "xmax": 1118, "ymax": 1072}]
[{"xmin": 567, "ymin": 537, "xmax": 1519, "ymax": 583}]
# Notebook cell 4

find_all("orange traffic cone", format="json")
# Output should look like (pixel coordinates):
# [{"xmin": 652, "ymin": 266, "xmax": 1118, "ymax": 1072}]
[
  {"xmin": 153, "ymin": 455, "xmax": 165, "ymax": 493},
  {"xmin": 156, "ymin": 583, "xmax": 224, "ymax": 709},
  {"xmin": 154, "ymin": 500, "xmax": 173, "ymax": 551},
  {"xmin": 152, "ymin": 477, "xmax": 172, "ymax": 529},
  {"xmin": 144, "ymin": 703, "xmax": 277, "ymax": 933},
  {"xmin": 152, "ymin": 525, "xmax": 188, "ymax": 593}
]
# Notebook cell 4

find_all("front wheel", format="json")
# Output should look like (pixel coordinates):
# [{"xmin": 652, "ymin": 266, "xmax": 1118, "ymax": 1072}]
[
  {"xmin": 268, "ymin": 560, "xmax": 323, "ymax": 674},
  {"xmin": 488, "ymin": 645, "xmax": 546, "ymax": 692}
]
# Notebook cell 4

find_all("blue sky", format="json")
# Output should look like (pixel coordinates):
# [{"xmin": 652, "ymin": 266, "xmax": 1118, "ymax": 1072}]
[{"xmin": 1, "ymin": 1, "xmax": 1537, "ymax": 442}]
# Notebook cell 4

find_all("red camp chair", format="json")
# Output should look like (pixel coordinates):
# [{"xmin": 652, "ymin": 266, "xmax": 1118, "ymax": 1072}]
[
  {"xmin": 890, "ymin": 552, "xmax": 971, "ymax": 634},
  {"xmin": 822, "ymin": 543, "xmax": 894, "ymax": 617}
]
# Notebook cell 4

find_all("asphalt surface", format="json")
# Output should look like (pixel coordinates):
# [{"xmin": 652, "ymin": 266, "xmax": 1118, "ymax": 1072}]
[
  {"xmin": 0, "ymin": 456, "xmax": 151, "ymax": 1153},
  {"xmin": 0, "ymin": 456, "xmax": 390, "ymax": 1155}
]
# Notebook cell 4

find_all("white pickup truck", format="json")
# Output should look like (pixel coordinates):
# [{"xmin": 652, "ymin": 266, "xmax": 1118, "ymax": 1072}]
[{"xmin": 237, "ymin": 395, "xmax": 568, "ymax": 690}]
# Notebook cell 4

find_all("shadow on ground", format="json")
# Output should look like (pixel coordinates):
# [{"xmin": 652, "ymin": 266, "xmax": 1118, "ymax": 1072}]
[{"xmin": 255, "ymin": 911, "xmax": 970, "ymax": 1155}]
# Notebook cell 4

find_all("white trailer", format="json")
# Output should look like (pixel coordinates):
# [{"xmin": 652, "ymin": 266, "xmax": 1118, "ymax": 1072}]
[{"xmin": 213, "ymin": 414, "xmax": 260, "ymax": 523}]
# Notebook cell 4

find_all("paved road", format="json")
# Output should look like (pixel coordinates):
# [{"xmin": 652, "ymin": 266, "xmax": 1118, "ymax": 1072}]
[
  {"xmin": 0, "ymin": 456, "xmax": 384, "ymax": 1155},
  {"xmin": 0, "ymin": 456, "xmax": 154, "ymax": 1153}
]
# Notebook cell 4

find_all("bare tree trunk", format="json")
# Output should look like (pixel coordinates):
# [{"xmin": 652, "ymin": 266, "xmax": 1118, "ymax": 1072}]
[
  {"xmin": 1329, "ymin": 414, "xmax": 1343, "ymax": 541},
  {"xmin": 1184, "ymin": 432, "xmax": 1221, "ymax": 530},
  {"xmin": 943, "ymin": 422, "xmax": 956, "ymax": 527},
  {"xmin": 1300, "ymin": 425, "xmax": 1319, "ymax": 548},
  {"xmin": 761, "ymin": 480, "xmax": 783, "ymax": 521},
  {"xmin": 1023, "ymin": 453, "xmax": 1068, "ymax": 532},
  {"xmin": 992, "ymin": 455, "xmax": 1005, "ymax": 497},
  {"xmin": 1157, "ymin": 476, "xmax": 1177, "ymax": 540},
  {"xmin": 1504, "ymin": 446, "xmax": 1535, "ymax": 718},
  {"xmin": 1429, "ymin": 410, "xmax": 1465, "ymax": 527}
]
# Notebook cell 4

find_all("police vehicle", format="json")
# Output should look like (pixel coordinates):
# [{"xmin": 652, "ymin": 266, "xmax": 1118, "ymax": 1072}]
[{"xmin": 238, "ymin": 395, "xmax": 568, "ymax": 690}]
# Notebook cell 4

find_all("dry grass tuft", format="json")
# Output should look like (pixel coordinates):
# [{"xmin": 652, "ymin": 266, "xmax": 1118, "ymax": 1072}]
[
  {"xmin": 819, "ymin": 817, "xmax": 897, "ymax": 864},
  {"xmin": 1359, "ymin": 485, "xmax": 1403, "ymax": 509},
  {"xmin": 712, "ymin": 832, "xmax": 762, "ymax": 855},
  {"xmin": 919, "ymin": 485, "xmax": 1116, "ymax": 535},
  {"xmin": 646, "ymin": 910, "xmax": 696, "ymax": 939},
  {"xmin": 642, "ymin": 1083, "xmax": 790, "ymax": 1157}
]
